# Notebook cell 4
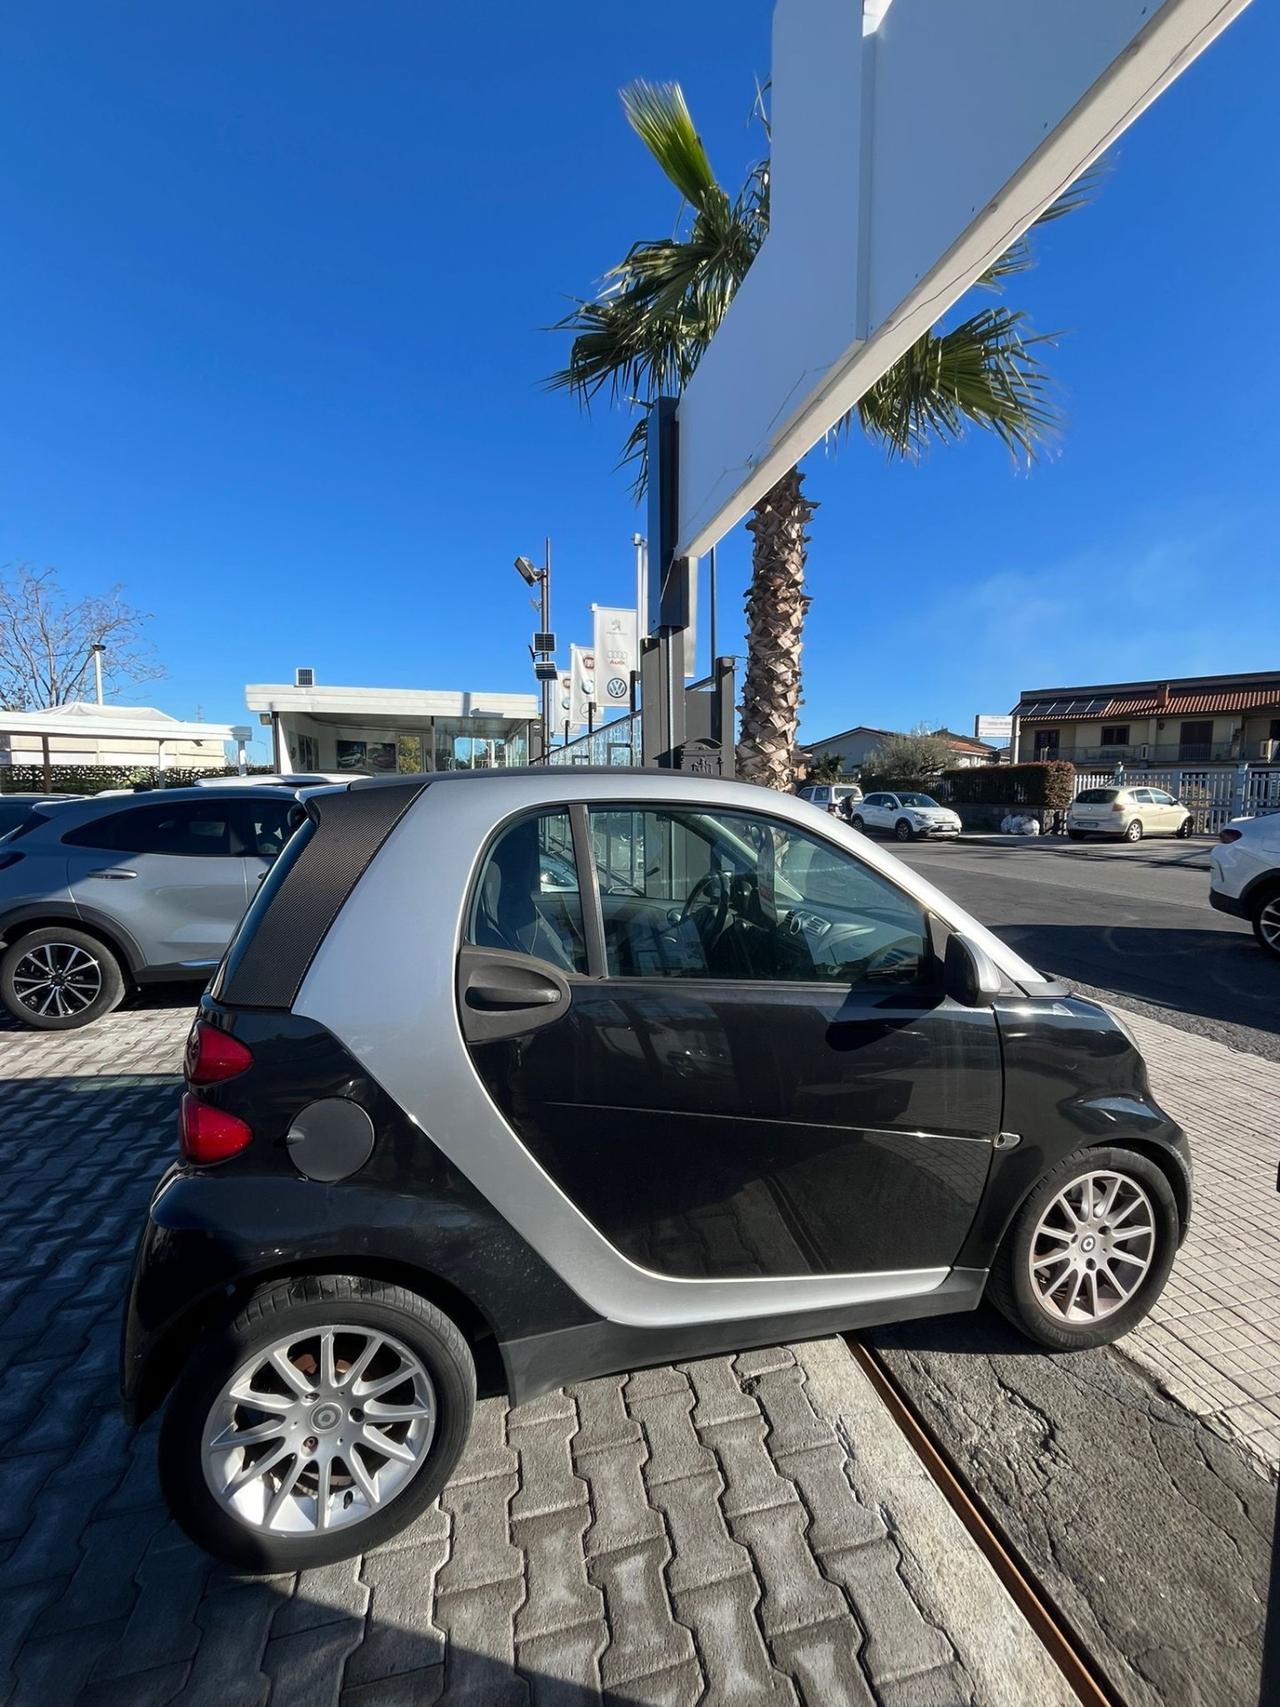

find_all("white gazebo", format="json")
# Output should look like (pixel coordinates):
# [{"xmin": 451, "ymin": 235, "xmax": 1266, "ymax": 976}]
[{"xmin": 0, "ymin": 703, "xmax": 251, "ymax": 786}]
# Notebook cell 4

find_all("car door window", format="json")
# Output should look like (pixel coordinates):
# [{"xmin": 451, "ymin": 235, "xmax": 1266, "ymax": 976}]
[
  {"xmin": 1132, "ymin": 789, "xmax": 1154, "ymax": 806},
  {"xmin": 467, "ymin": 810, "xmax": 587, "ymax": 974},
  {"xmin": 62, "ymin": 801, "xmax": 233, "ymax": 855},
  {"xmin": 588, "ymin": 805, "xmax": 931, "ymax": 986},
  {"xmin": 229, "ymin": 799, "xmax": 296, "ymax": 860}
]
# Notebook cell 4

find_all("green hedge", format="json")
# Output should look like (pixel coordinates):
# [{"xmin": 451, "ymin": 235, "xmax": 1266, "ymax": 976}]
[
  {"xmin": 0, "ymin": 763, "xmax": 274, "ymax": 796},
  {"xmin": 942, "ymin": 762, "xmax": 1075, "ymax": 809}
]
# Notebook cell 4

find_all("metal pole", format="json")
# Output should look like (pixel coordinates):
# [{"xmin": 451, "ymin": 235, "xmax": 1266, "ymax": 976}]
[
  {"xmin": 92, "ymin": 644, "xmax": 104, "ymax": 705},
  {"xmin": 708, "ymin": 545, "xmax": 717, "ymax": 676},
  {"xmin": 634, "ymin": 534, "xmax": 648, "ymax": 638},
  {"xmin": 541, "ymin": 538, "xmax": 552, "ymax": 760}
]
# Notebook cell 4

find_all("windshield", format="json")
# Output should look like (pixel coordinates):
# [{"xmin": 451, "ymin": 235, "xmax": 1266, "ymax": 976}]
[{"xmin": 898, "ymin": 793, "xmax": 940, "ymax": 809}]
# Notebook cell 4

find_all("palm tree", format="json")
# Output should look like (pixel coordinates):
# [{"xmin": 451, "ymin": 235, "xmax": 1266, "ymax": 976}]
[{"xmin": 550, "ymin": 82, "xmax": 1085, "ymax": 789}]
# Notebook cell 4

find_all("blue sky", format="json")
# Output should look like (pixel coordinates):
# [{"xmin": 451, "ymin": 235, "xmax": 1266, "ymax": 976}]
[{"xmin": 2, "ymin": 1, "xmax": 1276, "ymax": 761}]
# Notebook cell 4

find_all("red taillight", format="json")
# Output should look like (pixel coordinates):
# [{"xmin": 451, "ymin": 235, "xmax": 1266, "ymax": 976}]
[
  {"xmin": 180, "ymin": 1092, "xmax": 253, "ymax": 1164},
  {"xmin": 186, "ymin": 1020, "xmax": 253, "ymax": 1085},
  {"xmin": 1218, "ymin": 828, "xmax": 1243, "ymax": 844},
  {"xmin": 1111, "ymin": 802, "xmax": 1125, "ymax": 813}
]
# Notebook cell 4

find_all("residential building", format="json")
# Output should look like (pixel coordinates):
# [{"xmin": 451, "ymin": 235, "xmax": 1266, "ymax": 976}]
[
  {"xmin": 244, "ymin": 678, "xmax": 540, "ymax": 774},
  {"xmin": 0, "ymin": 703, "xmax": 247, "ymax": 777},
  {"xmin": 802, "ymin": 724, "xmax": 1000, "ymax": 774},
  {"xmin": 1012, "ymin": 671, "xmax": 1280, "ymax": 768}
]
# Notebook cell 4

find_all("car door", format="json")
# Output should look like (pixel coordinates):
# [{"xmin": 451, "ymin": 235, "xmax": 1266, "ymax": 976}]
[
  {"xmin": 1148, "ymin": 789, "xmax": 1181, "ymax": 832},
  {"xmin": 1130, "ymin": 788, "xmax": 1156, "ymax": 831},
  {"xmin": 861, "ymin": 793, "xmax": 888, "ymax": 831},
  {"xmin": 229, "ymin": 796, "xmax": 299, "ymax": 900},
  {"xmin": 459, "ymin": 800, "xmax": 1002, "ymax": 1283},
  {"xmin": 64, "ymin": 799, "xmax": 250, "ymax": 972}
]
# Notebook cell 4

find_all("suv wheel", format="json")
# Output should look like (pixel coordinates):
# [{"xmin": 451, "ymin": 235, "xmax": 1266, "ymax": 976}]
[
  {"xmin": 894, "ymin": 819, "xmax": 915, "ymax": 842},
  {"xmin": 1252, "ymin": 886, "xmax": 1280, "ymax": 959},
  {"xmin": 1123, "ymin": 818, "xmax": 1144, "ymax": 843},
  {"xmin": 987, "ymin": 1147, "xmax": 1178, "ymax": 1351},
  {"xmin": 159, "ymin": 1275, "xmax": 476, "ymax": 1570},
  {"xmin": 0, "ymin": 927, "xmax": 125, "ymax": 1030},
  {"xmin": 850, "ymin": 814, "xmax": 865, "ymax": 832}
]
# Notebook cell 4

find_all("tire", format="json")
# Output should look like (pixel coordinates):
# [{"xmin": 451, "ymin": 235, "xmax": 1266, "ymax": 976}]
[
  {"xmin": 0, "ymin": 926, "xmax": 125, "ymax": 1030},
  {"xmin": 1123, "ymin": 818, "xmax": 1144, "ymax": 843},
  {"xmin": 987, "ymin": 1146, "xmax": 1179, "ymax": 1351},
  {"xmin": 1176, "ymin": 817, "xmax": 1193, "ymax": 839},
  {"xmin": 850, "ymin": 815, "xmax": 865, "ymax": 833},
  {"xmin": 159, "ymin": 1275, "xmax": 477, "ymax": 1570},
  {"xmin": 894, "ymin": 819, "xmax": 914, "ymax": 843},
  {"xmin": 1251, "ymin": 885, "xmax": 1280, "ymax": 960},
  {"xmin": 1067, "ymin": 829, "xmax": 1086, "ymax": 841}
]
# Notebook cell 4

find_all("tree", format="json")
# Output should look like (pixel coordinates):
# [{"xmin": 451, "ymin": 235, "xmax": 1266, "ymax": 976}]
[
  {"xmin": 550, "ymin": 83, "xmax": 1084, "ymax": 789},
  {"xmin": 0, "ymin": 565, "xmax": 164, "ymax": 710},
  {"xmin": 864, "ymin": 727, "xmax": 954, "ymax": 781},
  {"xmin": 806, "ymin": 750, "xmax": 846, "ymax": 783}
]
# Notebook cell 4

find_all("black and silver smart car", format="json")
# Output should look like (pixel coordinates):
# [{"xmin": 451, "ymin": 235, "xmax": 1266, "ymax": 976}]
[{"xmin": 122, "ymin": 770, "xmax": 1191, "ymax": 1568}]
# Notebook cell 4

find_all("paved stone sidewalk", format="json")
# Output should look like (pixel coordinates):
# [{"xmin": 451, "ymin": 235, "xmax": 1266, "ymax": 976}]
[
  {"xmin": 0, "ymin": 1004, "xmax": 1069, "ymax": 1707},
  {"xmin": 1117, "ymin": 1009, "xmax": 1280, "ymax": 1474}
]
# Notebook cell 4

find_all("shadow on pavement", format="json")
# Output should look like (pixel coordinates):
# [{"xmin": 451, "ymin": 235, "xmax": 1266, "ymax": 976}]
[{"xmin": 991, "ymin": 921, "xmax": 1280, "ymax": 1035}]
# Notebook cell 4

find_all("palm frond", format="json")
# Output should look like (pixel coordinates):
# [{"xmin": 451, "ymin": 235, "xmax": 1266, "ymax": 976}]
[
  {"xmin": 980, "ymin": 162, "xmax": 1106, "ymax": 288},
  {"xmin": 854, "ymin": 307, "xmax": 1060, "ymax": 464},
  {"xmin": 621, "ymin": 82, "xmax": 719, "ymax": 212}
]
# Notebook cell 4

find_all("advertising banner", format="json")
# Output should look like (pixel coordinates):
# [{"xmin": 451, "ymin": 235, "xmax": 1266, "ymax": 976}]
[
  {"xmin": 592, "ymin": 606, "xmax": 639, "ymax": 709},
  {"xmin": 557, "ymin": 670, "xmax": 578, "ymax": 737},
  {"xmin": 570, "ymin": 644, "xmax": 596, "ymax": 726}
]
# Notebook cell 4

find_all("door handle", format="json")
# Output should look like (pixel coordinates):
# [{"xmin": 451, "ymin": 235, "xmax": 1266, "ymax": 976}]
[
  {"xmin": 466, "ymin": 983, "xmax": 559, "ymax": 1011},
  {"xmin": 89, "ymin": 870, "xmax": 137, "ymax": 880}
]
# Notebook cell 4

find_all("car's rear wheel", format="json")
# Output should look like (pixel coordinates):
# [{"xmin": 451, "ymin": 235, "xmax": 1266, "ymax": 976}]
[
  {"xmin": 1123, "ymin": 818, "xmax": 1144, "ymax": 843},
  {"xmin": 159, "ymin": 1275, "xmax": 476, "ymax": 1569},
  {"xmin": 894, "ymin": 819, "xmax": 914, "ymax": 843},
  {"xmin": 1251, "ymin": 886, "xmax": 1280, "ymax": 959},
  {"xmin": 987, "ymin": 1147, "xmax": 1178, "ymax": 1350},
  {"xmin": 0, "ymin": 927, "xmax": 125, "ymax": 1030}
]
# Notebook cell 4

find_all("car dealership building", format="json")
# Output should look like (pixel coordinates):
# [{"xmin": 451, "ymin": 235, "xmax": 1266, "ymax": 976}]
[{"xmin": 244, "ymin": 678, "xmax": 541, "ymax": 774}]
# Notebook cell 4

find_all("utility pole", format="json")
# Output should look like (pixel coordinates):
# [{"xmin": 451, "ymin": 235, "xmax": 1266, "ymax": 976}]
[
  {"xmin": 91, "ymin": 643, "xmax": 106, "ymax": 705},
  {"xmin": 516, "ymin": 540, "xmax": 555, "ymax": 761}
]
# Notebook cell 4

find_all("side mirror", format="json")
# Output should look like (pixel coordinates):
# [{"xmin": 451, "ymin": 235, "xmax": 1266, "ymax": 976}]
[{"xmin": 944, "ymin": 933, "xmax": 1003, "ymax": 1008}]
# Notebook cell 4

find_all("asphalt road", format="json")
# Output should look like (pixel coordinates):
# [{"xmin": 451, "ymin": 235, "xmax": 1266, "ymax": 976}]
[
  {"xmin": 868, "ymin": 830, "xmax": 1278, "ymax": 1706},
  {"xmin": 895, "ymin": 833, "xmax": 1280, "ymax": 1061}
]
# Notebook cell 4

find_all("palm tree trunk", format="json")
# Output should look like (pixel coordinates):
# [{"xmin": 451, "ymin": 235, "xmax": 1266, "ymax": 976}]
[{"xmin": 735, "ymin": 466, "xmax": 816, "ymax": 790}]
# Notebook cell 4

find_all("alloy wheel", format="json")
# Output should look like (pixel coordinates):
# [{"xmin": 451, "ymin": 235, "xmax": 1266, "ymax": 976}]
[
  {"xmin": 1027, "ymin": 1170, "xmax": 1156, "ymax": 1324},
  {"xmin": 11, "ymin": 942, "xmax": 103, "ymax": 1019},
  {"xmin": 201, "ymin": 1325, "xmax": 436, "ymax": 1535},
  {"xmin": 1258, "ymin": 896, "xmax": 1280, "ymax": 953}
]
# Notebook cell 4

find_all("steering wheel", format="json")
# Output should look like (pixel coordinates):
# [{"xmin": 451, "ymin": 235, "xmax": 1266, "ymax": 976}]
[{"xmin": 680, "ymin": 870, "xmax": 731, "ymax": 944}]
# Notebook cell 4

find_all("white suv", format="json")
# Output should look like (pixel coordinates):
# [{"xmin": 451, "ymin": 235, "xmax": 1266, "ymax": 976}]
[{"xmin": 1210, "ymin": 815, "xmax": 1280, "ymax": 958}]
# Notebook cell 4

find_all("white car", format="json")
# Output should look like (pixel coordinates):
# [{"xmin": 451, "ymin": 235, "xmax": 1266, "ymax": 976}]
[
  {"xmin": 1210, "ymin": 814, "xmax": 1280, "ymax": 958},
  {"xmin": 797, "ymin": 783, "xmax": 863, "ymax": 816},
  {"xmin": 851, "ymin": 791, "xmax": 961, "ymax": 842},
  {"xmin": 1067, "ymin": 785, "xmax": 1192, "ymax": 842}
]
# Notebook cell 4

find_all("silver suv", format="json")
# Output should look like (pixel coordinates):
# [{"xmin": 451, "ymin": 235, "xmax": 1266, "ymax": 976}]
[{"xmin": 0, "ymin": 787, "xmax": 298, "ymax": 1030}]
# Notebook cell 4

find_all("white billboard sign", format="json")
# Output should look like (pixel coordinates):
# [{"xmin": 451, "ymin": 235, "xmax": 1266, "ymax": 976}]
[
  {"xmin": 593, "ymin": 606, "xmax": 639, "ymax": 708},
  {"xmin": 676, "ymin": 0, "xmax": 1252, "ymax": 558},
  {"xmin": 975, "ymin": 715, "xmax": 1014, "ymax": 744},
  {"xmin": 556, "ymin": 670, "xmax": 579, "ymax": 737}
]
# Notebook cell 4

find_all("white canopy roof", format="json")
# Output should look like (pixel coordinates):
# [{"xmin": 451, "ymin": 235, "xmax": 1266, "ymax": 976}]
[{"xmin": 0, "ymin": 702, "xmax": 240, "ymax": 742}]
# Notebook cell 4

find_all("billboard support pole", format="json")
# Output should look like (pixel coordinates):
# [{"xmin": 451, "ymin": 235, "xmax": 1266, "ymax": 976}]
[{"xmin": 647, "ymin": 398, "xmax": 691, "ymax": 768}]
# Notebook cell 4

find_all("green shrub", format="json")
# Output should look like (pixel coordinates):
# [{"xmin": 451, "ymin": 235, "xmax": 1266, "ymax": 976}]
[
  {"xmin": 0, "ymin": 763, "xmax": 273, "ymax": 795},
  {"xmin": 943, "ymin": 762, "xmax": 1075, "ymax": 809}
]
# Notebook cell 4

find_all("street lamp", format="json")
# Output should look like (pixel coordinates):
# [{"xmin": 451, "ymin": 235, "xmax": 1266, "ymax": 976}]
[{"xmin": 513, "ymin": 539, "xmax": 552, "ymax": 757}]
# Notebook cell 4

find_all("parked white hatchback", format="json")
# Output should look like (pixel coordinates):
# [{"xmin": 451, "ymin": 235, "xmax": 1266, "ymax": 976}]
[
  {"xmin": 1210, "ymin": 814, "xmax": 1280, "ymax": 958},
  {"xmin": 797, "ymin": 783, "xmax": 863, "ymax": 816},
  {"xmin": 851, "ymin": 791, "xmax": 962, "ymax": 842},
  {"xmin": 1066, "ymin": 786, "xmax": 1192, "ymax": 843}
]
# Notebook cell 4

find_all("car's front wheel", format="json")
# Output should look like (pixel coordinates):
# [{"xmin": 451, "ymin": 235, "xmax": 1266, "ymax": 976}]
[
  {"xmin": 1251, "ymin": 885, "xmax": 1280, "ymax": 959},
  {"xmin": 894, "ymin": 819, "xmax": 915, "ymax": 843},
  {"xmin": 850, "ymin": 814, "xmax": 865, "ymax": 833},
  {"xmin": 987, "ymin": 1147, "xmax": 1179, "ymax": 1351},
  {"xmin": 0, "ymin": 927, "xmax": 125, "ymax": 1030},
  {"xmin": 159, "ymin": 1275, "xmax": 476, "ymax": 1569},
  {"xmin": 1176, "ymin": 817, "xmax": 1193, "ymax": 839}
]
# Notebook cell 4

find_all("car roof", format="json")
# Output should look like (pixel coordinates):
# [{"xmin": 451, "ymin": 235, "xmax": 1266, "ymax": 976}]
[{"xmin": 16, "ymin": 784, "xmax": 298, "ymax": 827}]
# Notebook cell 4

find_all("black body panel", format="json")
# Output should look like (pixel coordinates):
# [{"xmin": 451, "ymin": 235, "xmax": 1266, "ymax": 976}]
[
  {"xmin": 121, "ymin": 1001, "xmax": 593, "ymax": 1422},
  {"xmin": 470, "ymin": 979, "xmax": 1000, "ymax": 1278},
  {"xmin": 1208, "ymin": 888, "xmax": 1248, "ymax": 920},
  {"xmin": 954, "ymin": 996, "xmax": 1192, "ymax": 1269}
]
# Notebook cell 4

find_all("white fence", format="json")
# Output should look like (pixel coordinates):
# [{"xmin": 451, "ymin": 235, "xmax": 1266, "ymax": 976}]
[{"xmin": 1072, "ymin": 765, "xmax": 1280, "ymax": 834}]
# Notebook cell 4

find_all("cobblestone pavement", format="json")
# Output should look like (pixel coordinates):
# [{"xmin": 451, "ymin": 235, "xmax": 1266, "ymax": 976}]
[
  {"xmin": 0, "ymin": 1002, "xmax": 1068, "ymax": 1707},
  {"xmin": 1118, "ymin": 1010, "xmax": 1280, "ymax": 1473}
]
